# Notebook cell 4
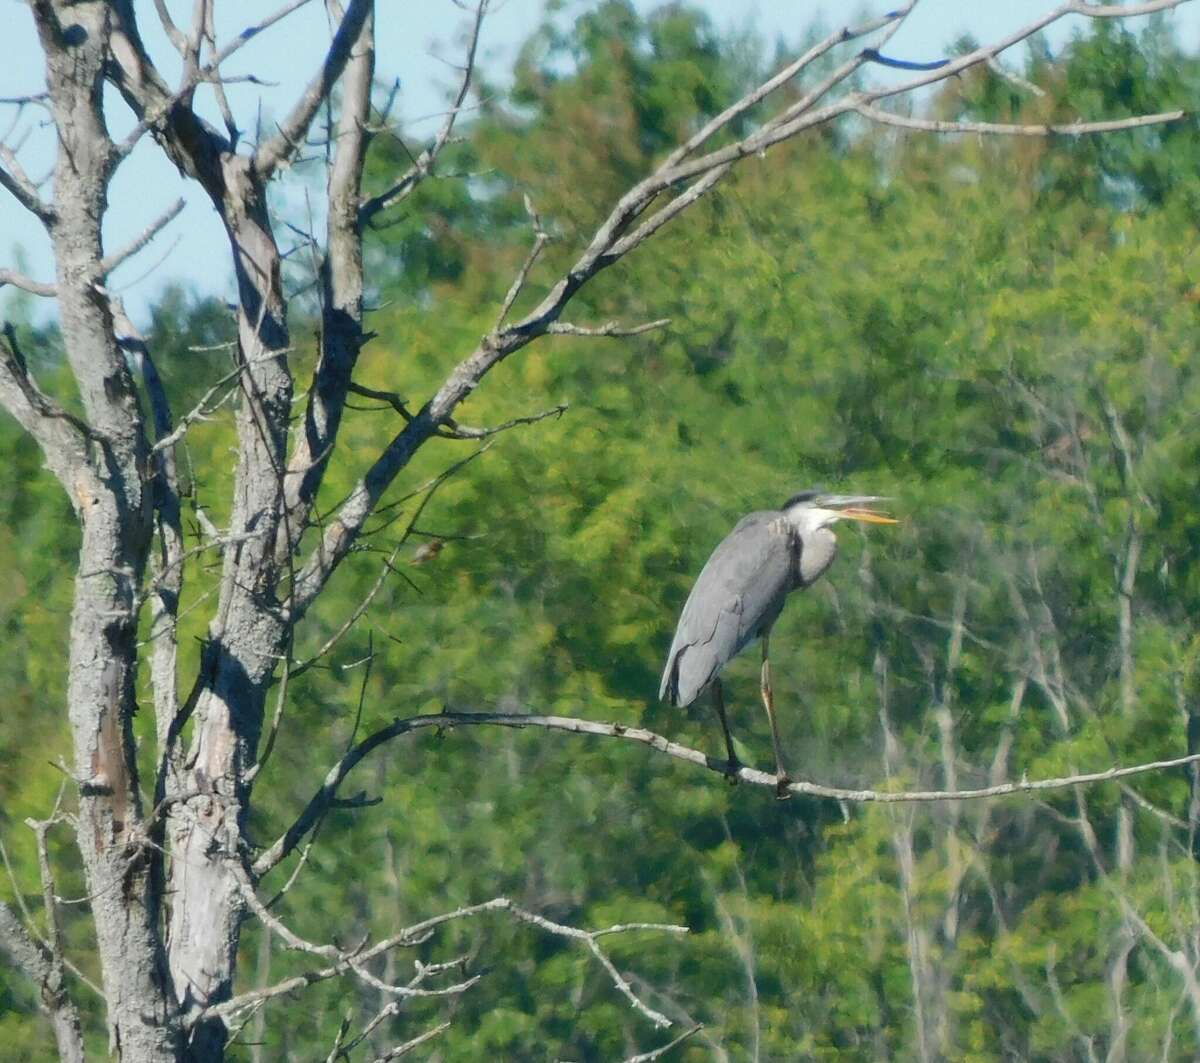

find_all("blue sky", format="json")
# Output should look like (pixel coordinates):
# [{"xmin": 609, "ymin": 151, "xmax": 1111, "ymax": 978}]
[{"xmin": 1, "ymin": 0, "xmax": 1197, "ymax": 321}]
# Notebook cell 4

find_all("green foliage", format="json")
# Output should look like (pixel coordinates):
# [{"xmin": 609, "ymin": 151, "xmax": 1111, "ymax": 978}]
[{"xmin": 6, "ymin": 4, "xmax": 1200, "ymax": 1059}]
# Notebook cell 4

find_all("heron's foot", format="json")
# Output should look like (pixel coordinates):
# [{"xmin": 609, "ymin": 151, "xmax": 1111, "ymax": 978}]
[
  {"xmin": 774, "ymin": 773, "xmax": 793, "ymax": 801},
  {"xmin": 724, "ymin": 757, "xmax": 741, "ymax": 786}
]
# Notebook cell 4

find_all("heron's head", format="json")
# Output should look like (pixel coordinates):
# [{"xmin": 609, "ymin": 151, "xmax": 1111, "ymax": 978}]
[{"xmin": 782, "ymin": 491, "xmax": 899, "ymax": 534}]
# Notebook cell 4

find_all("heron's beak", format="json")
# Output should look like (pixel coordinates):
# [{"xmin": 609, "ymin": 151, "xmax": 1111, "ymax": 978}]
[
  {"xmin": 841, "ymin": 507, "xmax": 899, "ymax": 525},
  {"xmin": 814, "ymin": 494, "xmax": 900, "ymax": 524}
]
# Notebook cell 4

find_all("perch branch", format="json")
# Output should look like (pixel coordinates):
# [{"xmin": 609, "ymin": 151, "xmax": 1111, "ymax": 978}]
[{"xmin": 258, "ymin": 711, "xmax": 1200, "ymax": 876}]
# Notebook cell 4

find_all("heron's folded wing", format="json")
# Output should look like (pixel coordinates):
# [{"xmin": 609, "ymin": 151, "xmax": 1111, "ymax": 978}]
[{"xmin": 660, "ymin": 513, "xmax": 795, "ymax": 705}]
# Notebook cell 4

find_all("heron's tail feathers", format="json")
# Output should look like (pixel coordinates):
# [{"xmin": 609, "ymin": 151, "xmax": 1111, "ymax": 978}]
[{"xmin": 659, "ymin": 648, "xmax": 683, "ymax": 705}]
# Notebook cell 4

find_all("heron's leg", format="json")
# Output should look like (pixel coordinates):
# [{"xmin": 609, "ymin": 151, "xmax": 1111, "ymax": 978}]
[
  {"xmin": 711, "ymin": 677, "xmax": 739, "ymax": 778},
  {"xmin": 760, "ymin": 632, "xmax": 792, "ymax": 799}
]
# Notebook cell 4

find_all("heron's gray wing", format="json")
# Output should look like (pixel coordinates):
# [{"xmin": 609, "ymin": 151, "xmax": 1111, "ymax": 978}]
[{"xmin": 660, "ymin": 512, "xmax": 796, "ymax": 706}]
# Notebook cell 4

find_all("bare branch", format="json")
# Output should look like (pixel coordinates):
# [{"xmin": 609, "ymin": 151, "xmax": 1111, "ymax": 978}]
[
  {"xmin": 0, "ymin": 903, "xmax": 85, "ymax": 1063},
  {"xmin": 1070, "ymin": 0, "xmax": 1190, "ymax": 15},
  {"xmin": 208, "ymin": 944, "xmax": 480, "ymax": 1021},
  {"xmin": 503, "ymin": 906, "xmax": 678, "ymax": 1027},
  {"xmin": 0, "ymin": 93, "xmax": 50, "ymax": 107},
  {"xmin": 341, "ymin": 959, "xmax": 469, "ymax": 1055},
  {"xmin": 347, "ymin": 382, "xmax": 412, "ymax": 419},
  {"xmin": 97, "ymin": 198, "xmax": 186, "ymax": 278},
  {"xmin": 253, "ymin": 0, "xmax": 373, "ymax": 178},
  {"xmin": 112, "ymin": 0, "xmax": 317, "ymax": 159},
  {"xmin": 152, "ymin": 0, "xmax": 188, "ymax": 54},
  {"xmin": 0, "ymin": 901, "xmax": 49, "ymax": 983},
  {"xmin": 441, "ymin": 401, "xmax": 568, "ymax": 440},
  {"xmin": 370, "ymin": 1022, "xmax": 450, "ymax": 1061},
  {"xmin": 0, "ymin": 143, "xmax": 54, "ymax": 225},
  {"xmin": 202, "ymin": 0, "xmax": 241, "ymax": 146},
  {"xmin": 246, "ymin": 639, "xmax": 294, "ymax": 782},
  {"xmin": 25, "ymin": 806, "xmax": 67, "ymax": 995},
  {"xmin": 0, "ymin": 802, "xmax": 88, "ymax": 1063},
  {"xmin": 277, "ymin": 0, "xmax": 376, "ymax": 556},
  {"xmin": 495, "ymin": 230, "xmax": 549, "ymax": 329},
  {"xmin": 1, "ymin": 200, "xmax": 184, "ymax": 295},
  {"xmin": 0, "ymin": 322, "xmax": 91, "ymax": 484},
  {"xmin": 0, "ymin": 268, "xmax": 56, "ymax": 297},
  {"xmin": 232, "ymin": 860, "xmax": 338, "ymax": 959},
  {"xmin": 285, "ymin": 542, "xmax": 401, "ymax": 682},
  {"xmin": 112, "ymin": 295, "xmax": 189, "ymax": 763},
  {"xmin": 149, "ymin": 365, "xmax": 245, "ymax": 455},
  {"xmin": 605, "ymin": 167, "xmax": 730, "ymax": 260},
  {"xmin": 546, "ymin": 320, "xmax": 670, "ymax": 339},
  {"xmin": 212, "ymin": 895, "xmax": 685, "ymax": 1030},
  {"xmin": 663, "ymin": 5, "xmax": 914, "ymax": 168},
  {"xmin": 867, "ymin": 0, "xmax": 1193, "ymax": 106},
  {"xmin": 623, "ymin": 1025, "xmax": 704, "ymax": 1062},
  {"xmin": 856, "ymin": 102, "xmax": 1187, "ymax": 137},
  {"xmin": 986, "ymin": 56, "xmax": 1047, "ymax": 97}
]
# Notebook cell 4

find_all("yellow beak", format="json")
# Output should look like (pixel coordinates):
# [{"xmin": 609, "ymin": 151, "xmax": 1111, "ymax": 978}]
[{"xmin": 841, "ymin": 507, "xmax": 900, "ymax": 525}]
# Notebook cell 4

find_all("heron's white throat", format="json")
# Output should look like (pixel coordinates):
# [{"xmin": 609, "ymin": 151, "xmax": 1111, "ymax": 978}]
[{"xmin": 784, "ymin": 504, "xmax": 845, "ymax": 536}]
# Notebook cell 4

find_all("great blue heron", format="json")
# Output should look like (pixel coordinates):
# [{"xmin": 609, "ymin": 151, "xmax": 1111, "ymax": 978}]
[{"xmin": 660, "ymin": 491, "xmax": 898, "ymax": 795}]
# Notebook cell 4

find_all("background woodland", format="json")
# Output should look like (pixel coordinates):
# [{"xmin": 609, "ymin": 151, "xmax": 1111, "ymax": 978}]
[{"xmin": 5, "ymin": 3, "xmax": 1200, "ymax": 1059}]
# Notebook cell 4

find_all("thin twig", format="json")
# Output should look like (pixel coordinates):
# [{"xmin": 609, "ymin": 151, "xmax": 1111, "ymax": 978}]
[
  {"xmin": 209, "ymin": 895, "xmax": 685, "ymax": 1029},
  {"xmin": 986, "ymin": 56, "xmax": 1047, "ymax": 97},
  {"xmin": 623, "ymin": 1025, "xmax": 704, "ymax": 1062},
  {"xmin": 150, "ymin": 357, "xmax": 271, "ymax": 455},
  {"xmin": 288, "ymin": 547, "xmax": 400, "ymax": 681},
  {"xmin": 359, "ymin": 0, "xmax": 488, "ymax": 223},
  {"xmin": 856, "ymin": 103, "xmax": 1186, "ymax": 137},
  {"xmin": 370, "ymin": 1021, "xmax": 451, "ymax": 1061},
  {"xmin": 441, "ymin": 402, "xmax": 568, "ymax": 440},
  {"xmin": 546, "ymin": 319, "xmax": 670, "ymax": 338},
  {"xmin": 97, "ymin": 198, "xmax": 186, "ymax": 277},
  {"xmin": 495, "ymin": 195, "xmax": 549, "ymax": 329}
]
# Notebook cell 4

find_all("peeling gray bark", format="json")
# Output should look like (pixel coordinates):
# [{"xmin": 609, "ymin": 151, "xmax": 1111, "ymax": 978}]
[{"xmin": 32, "ymin": 2, "xmax": 178, "ymax": 1059}]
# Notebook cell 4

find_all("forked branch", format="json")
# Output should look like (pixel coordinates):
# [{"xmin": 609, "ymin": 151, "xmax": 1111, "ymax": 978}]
[
  {"xmin": 359, "ymin": 0, "xmax": 488, "ymax": 225},
  {"xmin": 216, "ymin": 892, "xmax": 685, "ymax": 1030}
]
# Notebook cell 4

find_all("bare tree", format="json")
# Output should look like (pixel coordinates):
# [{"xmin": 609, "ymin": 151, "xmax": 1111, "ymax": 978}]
[{"xmin": 0, "ymin": 0, "xmax": 1193, "ymax": 1059}]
